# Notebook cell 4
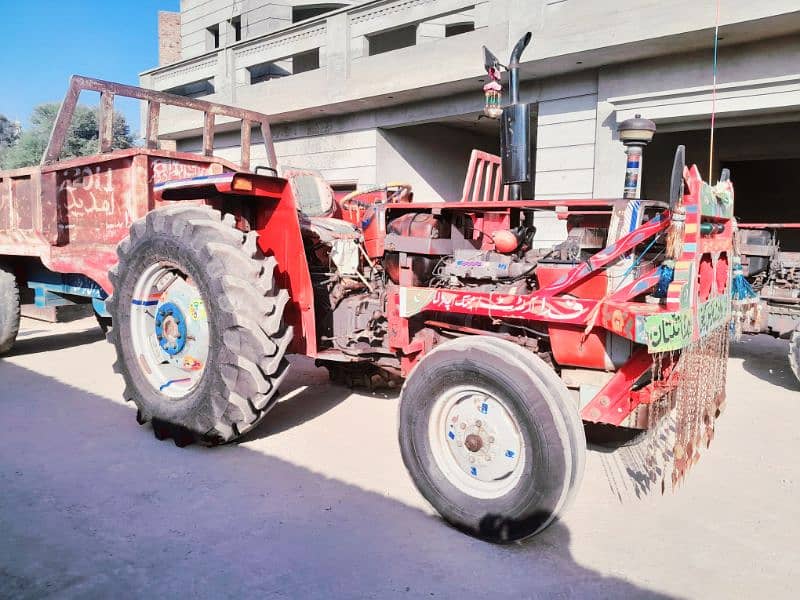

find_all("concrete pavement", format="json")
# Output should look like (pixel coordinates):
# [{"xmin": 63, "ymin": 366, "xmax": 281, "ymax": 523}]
[{"xmin": 1, "ymin": 317, "xmax": 798, "ymax": 599}]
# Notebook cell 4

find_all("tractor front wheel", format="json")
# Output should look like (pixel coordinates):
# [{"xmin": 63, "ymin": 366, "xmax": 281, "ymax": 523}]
[
  {"xmin": 789, "ymin": 324, "xmax": 800, "ymax": 385},
  {"xmin": 399, "ymin": 336, "xmax": 585, "ymax": 543},
  {"xmin": 107, "ymin": 205, "xmax": 292, "ymax": 445},
  {"xmin": 0, "ymin": 263, "xmax": 20, "ymax": 356}
]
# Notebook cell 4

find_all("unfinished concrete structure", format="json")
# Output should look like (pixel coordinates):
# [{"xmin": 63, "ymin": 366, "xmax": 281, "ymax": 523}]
[{"xmin": 141, "ymin": 0, "xmax": 800, "ymax": 245}]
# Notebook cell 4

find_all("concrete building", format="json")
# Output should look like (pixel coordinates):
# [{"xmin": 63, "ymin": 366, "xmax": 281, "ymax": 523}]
[{"xmin": 141, "ymin": 0, "xmax": 800, "ymax": 243}]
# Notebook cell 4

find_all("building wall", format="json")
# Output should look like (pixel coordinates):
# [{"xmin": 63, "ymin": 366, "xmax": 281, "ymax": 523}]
[
  {"xmin": 180, "ymin": 128, "xmax": 378, "ymax": 187},
  {"xmin": 593, "ymin": 34, "xmax": 800, "ymax": 198},
  {"xmin": 146, "ymin": 0, "xmax": 800, "ymax": 212},
  {"xmin": 158, "ymin": 12, "xmax": 182, "ymax": 66}
]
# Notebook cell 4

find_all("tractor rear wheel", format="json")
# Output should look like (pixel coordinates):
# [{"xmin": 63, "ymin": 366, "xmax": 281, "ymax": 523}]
[
  {"xmin": 789, "ymin": 324, "xmax": 800, "ymax": 385},
  {"xmin": 107, "ymin": 205, "xmax": 292, "ymax": 445},
  {"xmin": 399, "ymin": 336, "xmax": 585, "ymax": 543},
  {"xmin": 0, "ymin": 263, "xmax": 20, "ymax": 356}
]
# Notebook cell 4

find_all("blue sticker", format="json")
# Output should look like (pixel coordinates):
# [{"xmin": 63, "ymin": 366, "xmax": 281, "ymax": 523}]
[
  {"xmin": 480, "ymin": 402, "xmax": 488, "ymax": 414},
  {"xmin": 505, "ymin": 450, "xmax": 515, "ymax": 459},
  {"xmin": 132, "ymin": 298, "xmax": 159, "ymax": 306},
  {"xmin": 470, "ymin": 467, "xmax": 477, "ymax": 477},
  {"xmin": 448, "ymin": 431, "xmax": 455, "ymax": 440}
]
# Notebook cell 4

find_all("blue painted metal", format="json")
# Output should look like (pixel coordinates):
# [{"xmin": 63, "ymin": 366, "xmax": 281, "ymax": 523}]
[
  {"xmin": 93, "ymin": 297, "xmax": 111, "ymax": 318},
  {"xmin": 155, "ymin": 302, "xmax": 187, "ymax": 356},
  {"xmin": 27, "ymin": 270, "xmax": 108, "ymax": 310}
]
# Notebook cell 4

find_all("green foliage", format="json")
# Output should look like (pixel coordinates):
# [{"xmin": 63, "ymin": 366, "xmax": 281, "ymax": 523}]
[
  {"xmin": 0, "ymin": 103, "xmax": 134, "ymax": 169},
  {"xmin": 0, "ymin": 115, "xmax": 21, "ymax": 167},
  {"xmin": 0, "ymin": 115, "xmax": 20, "ymax": 148}
]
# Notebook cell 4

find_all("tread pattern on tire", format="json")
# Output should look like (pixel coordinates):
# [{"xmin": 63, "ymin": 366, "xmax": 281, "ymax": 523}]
[
  {"xmin": 107, "ymin": 205, "xmax": 292, "ymax": 443},
  {"xmin": 790, "ymin": 327, "xmax": 800, "ymax": 385},
  {"xmin": 0, "ymin": 263, "xmax": 20, "ymax": 356},
  {"xmin": 399, "ymin": 335, "xmax": 586, "ymax": 542},
  {"xmin": 464, "ymin": 337, "xmax": 587, "ymax": 520}
]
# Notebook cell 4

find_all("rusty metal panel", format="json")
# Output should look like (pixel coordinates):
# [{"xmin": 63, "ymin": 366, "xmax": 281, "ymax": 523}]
[
  {"xmin": 11, "ymin": 176, "xmax": 35, "ymax": 230},
  {"xmin": 149, "ymin": 155, "xmax": 225, "ymax": 212},
  {"xmin": 40, "ymin": 171, "xmax": 62, "ymax": 245},
  {"xmin": 54, "ymin": 158, "xmax": 137, "ymax": 245},
  {"xmin": 0, "ymin": 175, "xmax": 9, "ymax": 230}
]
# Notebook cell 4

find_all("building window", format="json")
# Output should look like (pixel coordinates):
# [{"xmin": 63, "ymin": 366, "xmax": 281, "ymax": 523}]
[
  {"xmin": 248, "ymin": 62, "xmax": 291, "ymax": 84},
  {"xmin": 164, "ymin": 79, "xmax": 215, "ymax": 98},
  {"xmin": 293, "ymin": 49, "xmax": 320, "ymax": 74},
  {"xmin": 445, "ymin": 22, "xmax": 474, "ymax": 37},
  {"xmin": 367, "ymin": 24, "xmax": 418, "ymax": 56},
  {"xmin": 292, "ymin": 3, "xmax": 348, "ymax": 23},
  {"xmin": 247, "ymin": 49, "xmax": 320, "ymax": 84},
  {"xmin": 230, "ymin": 16, "xmax": 242, "ymax": 42},
  {"xmin": 206, "ymin": 24, "xmax": 219, "ymax": 50}
]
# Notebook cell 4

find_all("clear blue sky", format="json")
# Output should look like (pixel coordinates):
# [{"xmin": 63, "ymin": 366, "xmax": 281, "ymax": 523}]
[{"xmin": 0, "ymin": 0, "xmax": 179, "ymax": 135}]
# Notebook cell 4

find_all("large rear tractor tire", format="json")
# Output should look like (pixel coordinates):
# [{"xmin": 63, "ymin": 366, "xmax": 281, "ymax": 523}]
[
  {"xmin": 790, "ymin": 324, "xmax": 800, "ymax": 386},
  {"xmin": 399, "ymin": 336, "xmax": 585, "ymax": 543},
  {"xmin": 107, "ymin": 205, "xmax": 292, "ymax": 445},
  {"xmin": 0, "ymin": 263, "xmax": 20, "ymax": 356}
]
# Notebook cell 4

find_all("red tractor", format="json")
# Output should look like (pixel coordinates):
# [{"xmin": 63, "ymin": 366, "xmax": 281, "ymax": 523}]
[{"xmin": 0, "ymin": 36, "xmax": 734, "ymax": 542}]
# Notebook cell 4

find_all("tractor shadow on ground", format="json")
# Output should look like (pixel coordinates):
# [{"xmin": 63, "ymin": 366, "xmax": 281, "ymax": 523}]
[
  {"xmin": 6, "ymin": 324, "xmax": 105, "ymax": 357},
  {"xmin": 240, "ymin": 355, "xmax": 401, "ymax": 441},
  {"xmin": 0, "ymin": 360, "xmax": 672, "ymax": 599},
  {"xmin": 730, "ymin": 334, "xmax": 800, "ymax": 392}
]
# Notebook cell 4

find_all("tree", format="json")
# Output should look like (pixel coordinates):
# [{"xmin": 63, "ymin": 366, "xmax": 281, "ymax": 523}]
[
  {"xmin": 0, "ymin": 103, "xmax": 134, "ymax": 169},
  {"xmin": 0, "ymin": 115, "xmax": 21, "ymax": 167},
  {"xmin": 0, "ymin": 115, "xmax": 20, "ymax": 148}
]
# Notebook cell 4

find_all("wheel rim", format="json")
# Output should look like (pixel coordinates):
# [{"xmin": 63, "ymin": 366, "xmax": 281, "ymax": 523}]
[
  {"xmin": 130, "ymin": 262, "xmax": 210, "ymax": 399},
  {"xmin": 428, "ymin": 385, "xmax": 525, "ymax": 500}
]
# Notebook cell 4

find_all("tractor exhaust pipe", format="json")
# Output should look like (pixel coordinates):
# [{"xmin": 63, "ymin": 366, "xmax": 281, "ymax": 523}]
[{"xmin": 483, "ymin": 33, "xmax": 536, "ymax": 201}]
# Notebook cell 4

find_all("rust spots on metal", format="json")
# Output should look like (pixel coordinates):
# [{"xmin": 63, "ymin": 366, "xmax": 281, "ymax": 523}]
[
  {"xmin": 98, "ymin": 91, "xmax": 115, "ymax": 154},
  {"xmin": 465, "ymin": 434, "xmax": 483, "ymax": 452},
  {"xmin": 40, "ymin": 75, "xmax": 277, "ymax": 171},
  {"xmin": 203, "ymin": 112, "xmax": 215, "ymax": 157},
  {"xmin": 145, "ymin": 101, "xmax": 160, "ymax": 150}
]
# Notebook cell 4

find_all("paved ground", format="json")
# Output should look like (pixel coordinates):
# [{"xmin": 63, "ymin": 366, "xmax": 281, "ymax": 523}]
[{"xmin": 1, "ymin": 317, "xmax": 798, "ymax": 599}]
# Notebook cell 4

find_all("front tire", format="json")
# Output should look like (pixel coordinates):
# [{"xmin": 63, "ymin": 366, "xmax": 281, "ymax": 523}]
[
  {"xmin": 790, "ymin": 324, "xmax": 800, "ymax": 385},
  {"xmin": 107, "ymin": 205, "xmax": 292, "ymax": 444},
  {"xmin": 399, "ymin": 336, "xmax": 585, "ymax": 543},
  {"xmin": 0, "ymin": 263, "xmax": 20, "ymax": 356}
]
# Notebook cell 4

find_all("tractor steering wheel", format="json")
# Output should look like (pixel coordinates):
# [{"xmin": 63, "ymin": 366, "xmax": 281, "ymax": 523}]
[{"xmin": 340, "ymin": 183, "xmax": 412, "ymax": 212}]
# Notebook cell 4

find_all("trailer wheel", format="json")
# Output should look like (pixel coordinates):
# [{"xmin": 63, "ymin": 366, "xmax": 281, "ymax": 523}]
[
  {"xmin": 399, "ymin": 336, "xmax": 585, "ymax": 543},
  {"xmin": 0, "ymin": 263, "xmax": 21, "ymax": 356},
  {"xmin": 107, "ymin": 205, "xmax": 292, "ymax": 445},
  {"xmin": 790, "ymin": 325, "xmax": 800, "ymax": 385}
]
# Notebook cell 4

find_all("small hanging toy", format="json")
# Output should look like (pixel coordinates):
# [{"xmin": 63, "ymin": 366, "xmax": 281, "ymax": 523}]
[{"xmin": 483, "ymin": 63, "xmax": 503, "ymax": 119}]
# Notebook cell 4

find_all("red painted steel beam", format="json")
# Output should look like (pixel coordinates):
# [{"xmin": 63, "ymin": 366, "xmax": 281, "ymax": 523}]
[{"xmin": 580, "ymin": 348, "xmax": 653, "ymax": 425}]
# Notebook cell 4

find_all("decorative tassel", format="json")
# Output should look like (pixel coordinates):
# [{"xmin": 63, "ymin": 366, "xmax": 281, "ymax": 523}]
[
  {"xmin": 730, "ymin": 258, "xmax": 760, "ymax": 340},
  {"xmin": 665, "ymin": 205, "xmax": 686, "ymax": 260},
  {"xmin": 731, "ymin": 263, "xmax": 757, "ymax": 301}
]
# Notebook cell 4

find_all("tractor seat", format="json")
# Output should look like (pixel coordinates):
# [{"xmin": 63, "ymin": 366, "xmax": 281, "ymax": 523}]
[{"xmin": 281, "ymin": 166, "xmax": 360, "ymax": 242}]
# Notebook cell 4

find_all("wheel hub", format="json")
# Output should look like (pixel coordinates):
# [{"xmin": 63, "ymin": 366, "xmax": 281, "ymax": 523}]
[
  {"xmin": 429, "ymin": 386, "xmax": 524, "ymax": 499},
  {"xmin": 130, "ymin": 264, "xmax": 210, "ymax": 399},
  {"xmin": 155, "ymin": 302, "xmax": 187, "ymax": 355},
  {"xmin": 464, "ymin": 433, "xmax": 483, "ymax": 452}
]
